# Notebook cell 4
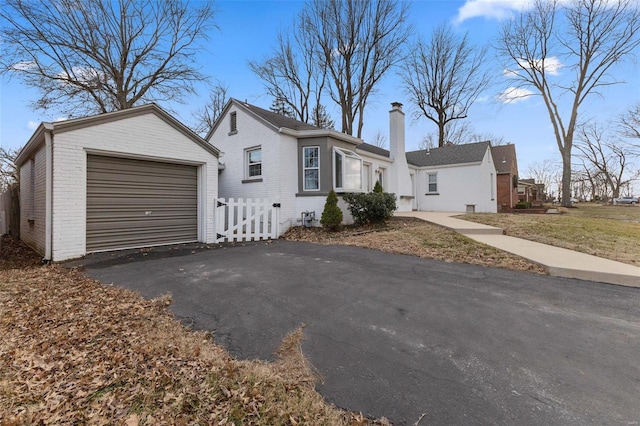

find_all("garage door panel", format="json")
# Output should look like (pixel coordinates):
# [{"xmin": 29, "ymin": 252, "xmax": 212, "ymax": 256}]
[{"xmin": 86, "ymin": 155, "xmax": 198, "ymax": 252}]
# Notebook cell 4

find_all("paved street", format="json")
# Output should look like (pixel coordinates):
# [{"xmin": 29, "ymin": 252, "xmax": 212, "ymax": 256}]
[{"xmin": 75, "ymin": 241, "xmax": 640, "ymax": 425}]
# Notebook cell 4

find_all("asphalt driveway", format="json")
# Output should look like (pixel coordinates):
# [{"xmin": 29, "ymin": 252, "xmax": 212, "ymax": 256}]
[{"xmin": 74, "ymin": 241, "xmax": 640, "ymax": 425}]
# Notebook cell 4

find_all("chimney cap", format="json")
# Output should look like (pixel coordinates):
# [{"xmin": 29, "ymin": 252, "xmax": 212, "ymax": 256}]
[{"xmin": 391, "ymin": 101, "xmax": 403, "ymax": 109}]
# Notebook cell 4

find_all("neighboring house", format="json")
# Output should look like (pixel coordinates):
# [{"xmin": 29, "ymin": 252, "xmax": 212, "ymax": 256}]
[
  {"xmin": 518, "ymin": 178, "xmax": 544, "ymax": 204},
  {"xmin": 208, "ymin": 99, "xmax": 497, "ymax": 234},
  {"xmin": 16, "ymin": 104, "xmax": 219, "ymax": 262},
  {"xmin": 491, "ymin": 144, "xmax": 519, "ymax": 212}
]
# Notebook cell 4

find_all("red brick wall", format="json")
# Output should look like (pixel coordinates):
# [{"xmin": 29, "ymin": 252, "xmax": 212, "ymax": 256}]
[{"xmin": 496, "ymin": 174, "xmax": 517, "ymax": 211}]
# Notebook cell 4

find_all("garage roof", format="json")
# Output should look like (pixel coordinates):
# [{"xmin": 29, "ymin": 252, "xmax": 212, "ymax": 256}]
[{"xmin": 16, "ymin": 104, "xmax": 219, "ymax": 166}]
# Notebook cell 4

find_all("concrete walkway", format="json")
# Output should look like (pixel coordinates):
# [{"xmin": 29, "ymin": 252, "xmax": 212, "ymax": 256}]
[{"xmin": 395, "ymin": 211, "xmax": 640, "ymax": 288}]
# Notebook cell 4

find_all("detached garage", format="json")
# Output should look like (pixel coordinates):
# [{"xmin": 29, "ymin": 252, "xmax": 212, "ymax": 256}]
[{"xmin": 16, "ymin": 104, "xmax": 219, "ymax": 262}]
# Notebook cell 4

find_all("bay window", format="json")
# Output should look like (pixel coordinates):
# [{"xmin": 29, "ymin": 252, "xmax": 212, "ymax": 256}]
[{"xmin": 333, "ymin": 147, "xmax": 362, "ymax": 191}]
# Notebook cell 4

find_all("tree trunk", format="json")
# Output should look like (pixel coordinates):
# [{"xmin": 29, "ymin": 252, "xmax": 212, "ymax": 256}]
[{"xmin": 561, "ymin": 150, "xmax": 572, "ymax": 207}]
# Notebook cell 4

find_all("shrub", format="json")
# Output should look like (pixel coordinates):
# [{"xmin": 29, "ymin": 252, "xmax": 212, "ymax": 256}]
[
  {"xmin": 320, "ymin": 190, "xmax": 343, "ymax": 231},
  {"xmin": 343, "ymin": 191, "xmax": 397, "ymax": 225},
  {"xmin": 373, "ymin": 180, "xmax": 383, "ymax": 193},
  {"xmin": 515, "ymin": 201, "xmax": 531, "ymax": 209}
]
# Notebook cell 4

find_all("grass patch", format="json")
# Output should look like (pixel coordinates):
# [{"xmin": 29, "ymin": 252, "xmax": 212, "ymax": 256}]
[
  {"xmin": 282, "ymin": 217, "xmax": 547, "ymax": 274},
  {"xmin": 460, "ymin": 203, "xmax": 640, "ymax": 266},
  {"xmin": 0, "ymin": 236, "xmax": 388, "ymax": 425}
]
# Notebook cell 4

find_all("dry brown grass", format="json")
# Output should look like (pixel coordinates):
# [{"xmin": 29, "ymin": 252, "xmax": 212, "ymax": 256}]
[
  {"xmin": 0, "ymin": 236, "xmax": 388, "ymax": 425},
  {"xmin": 282, "ymin": 217, "xmax": 547, "ymax": 274},
  {"xmin": 460, "ymin": 203, "xmax": 640, "ymax": 266}
]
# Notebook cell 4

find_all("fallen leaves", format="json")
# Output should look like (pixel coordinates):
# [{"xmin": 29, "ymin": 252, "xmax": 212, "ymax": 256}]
[{"xmin": 0, "ymin": 236, "xmax": 381, "ymax": 425}]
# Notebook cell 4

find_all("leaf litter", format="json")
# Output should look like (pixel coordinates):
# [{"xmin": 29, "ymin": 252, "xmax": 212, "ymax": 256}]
[{"xmin": 0, "ymin": 236, "xmax": 390, "ymax": 425}]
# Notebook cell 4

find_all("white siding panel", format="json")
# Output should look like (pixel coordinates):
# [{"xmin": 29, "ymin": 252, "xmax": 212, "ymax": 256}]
[{"xmin": 19, "ymin": 144, "xmax": 46, "ymax": 255}]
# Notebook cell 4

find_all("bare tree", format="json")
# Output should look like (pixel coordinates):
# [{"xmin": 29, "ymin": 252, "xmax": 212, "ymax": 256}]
[
  {"xmin": 192, "ymin": 82, "xmax": 228, "ymax": 136},
  {"xmin": 525, "ymin": 159, "xmax": 561, "ymax": 200},
  {"xmin": 302, "ymin": 0, "xmax": 411, "ymax": 138},
  {"xmin": 0, "ymin": 0, "xmax": 217, "ymax": 117},
  {"xmin": 0, "ymin": 147, "xmax": 19, "ymax": 191},
  {"xmin": 496, "ymin": 0, "xmax": 640, "ymax": 207},
  {"xmin": 401, "ymin": 23, "xmax": 492, "ymax": 147},
  {"xmin": 576, "ymin": 122, "xmax": 635, "ymax": 199},
  {"xmin": 618, "ymin": 102, "xmax": 640, "ymax": 151},
  {"xmin": 249, "ymin": 22, "xmax": 325, "ymax": 123},
  {"xmin": 370, "ymin": 131, "xmax": 388, "ymax": 149},
  {"xmin": 418, "ymin": 121, "xmax": 505, "ymax": 149},
  {"xmin": 270, "ymin": 96, "xmax": 295, "ymax": 117}
]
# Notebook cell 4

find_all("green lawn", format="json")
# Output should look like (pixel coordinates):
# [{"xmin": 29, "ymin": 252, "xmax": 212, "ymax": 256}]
[{"xmin": 460, "ymin": 203, "xmax": 640, "ymax": 266}]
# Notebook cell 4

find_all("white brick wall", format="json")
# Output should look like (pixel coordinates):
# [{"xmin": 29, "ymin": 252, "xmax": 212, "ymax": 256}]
[
  {"xmin": 51, "ymin": 112, "xmax": 218, "ymax": 261},
  {"xmin": 210, "ymin": 106, "xmax": 299, "ymax": 232},
  {"xmin": 19, "ymin": 144, "xmax": 46, "ymax": 255},
  {"xmin": 415, "ymin": 149, "xmax": 497, "ymax": 213}
]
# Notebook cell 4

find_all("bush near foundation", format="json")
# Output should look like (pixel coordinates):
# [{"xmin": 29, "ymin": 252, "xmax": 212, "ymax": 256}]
[{"xmin": 343, "ymin": 191, "xmax": 396, "ymax": 225}]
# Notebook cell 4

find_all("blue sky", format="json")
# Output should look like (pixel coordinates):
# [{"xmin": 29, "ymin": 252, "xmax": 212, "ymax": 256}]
[{"xmin": 1, "ymin": 0, "xmax": 639, "ymax": 183}]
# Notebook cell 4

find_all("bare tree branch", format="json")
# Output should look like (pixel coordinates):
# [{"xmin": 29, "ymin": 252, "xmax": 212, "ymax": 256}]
[
  {"xmin": 192, "ymin": 82, "xmax": 228, "ymax": 136},
  {"xmin": 0, "ymin": 0, "xmax": 217, "ymax": 117},
  {"xmin": 0, "ymin": 147, "xmax": 19, "ymax": 191},
  {"xmin": 496, "ymin": 0, "xmax": 640, "ymax": 206},
  {"xmin": 401, "ymin": 23, "xmax": 492, "ymax": 147},
  {"xmin": 302, "ymin": 0, "xmax": 411, "ymax": 138}
]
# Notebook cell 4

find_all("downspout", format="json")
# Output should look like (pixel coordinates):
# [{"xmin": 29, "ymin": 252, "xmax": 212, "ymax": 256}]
[{"xmin": 44, "ymin": 129, "xmax": 53, "ymax": 262}]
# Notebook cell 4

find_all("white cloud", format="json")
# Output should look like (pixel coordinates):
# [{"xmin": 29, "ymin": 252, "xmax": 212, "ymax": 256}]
[
  {"xmin": 10, "ymin": 61, "xmax": 37, "ymax": 71},
  {"xmin": 53, "ymin": 117, "xmax": 67, "ymax": 122},
  {"xmin": 455, "ymin": 0, "xmax": 533, "ymax": 23},
  {"xmin": 504, "ymin": 56, "xmax": 563, "ymax": 77},
  {"xmin": 26, "ymin": 120, "xmax": 40, "ymax": 130},
  {"xmin": 498, "ymin": 87, "xmax": 534, "ymax": 103}
]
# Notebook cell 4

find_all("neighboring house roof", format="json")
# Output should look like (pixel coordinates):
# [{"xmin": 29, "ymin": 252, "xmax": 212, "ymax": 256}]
[
  {"xmin": 405, "ymin": 141, "xmax": 491, "ymax": 167},
  {"xmin": 16, "ymin": 103, "xmax": 219, "ymax": 166},
  {"xmin": 357, "ymin": 143, "xmax": 390, "ymax": 157},
  {"xmin": 491, "ymin": 144, "xmax": 517, "ymax": 174}
]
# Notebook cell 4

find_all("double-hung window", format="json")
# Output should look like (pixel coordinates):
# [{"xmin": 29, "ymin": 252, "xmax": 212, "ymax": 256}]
[
  {"xmin": 303, "ymin": 146, "xmax": 320, "ymax": 191},
  {"xmin": 246, "ymin": 147, "xmax": 262, "ymax": 179},
  {"xmin": 333, "ymin": 147, "xmax": 362, "ymax": 191},
  {"xmin": 427, "ymin": 173, "xmax": 438, "ymax": 193}
]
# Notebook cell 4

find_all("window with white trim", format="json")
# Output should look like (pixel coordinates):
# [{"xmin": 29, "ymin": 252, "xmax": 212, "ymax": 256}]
[
  {"xmin": 333, "ymin": 147, "xmax": 362, "ymax": 191},
  {"xmin": 303, "ymin": 146, "xmax": 320, "ymax": 191},
  {"xmin": 427, "ymin": 173, "xmax": 438, "ymax": 193},
  {"xmin": 245, "ymin": 147, "xmax": 262, "ymax": 179}
]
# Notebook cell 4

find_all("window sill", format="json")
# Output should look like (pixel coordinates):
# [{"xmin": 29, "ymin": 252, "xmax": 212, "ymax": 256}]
[
  {"xmin": 425, "ymin": 192, "xmax": 439, "ymax": 196},
  {"xmin": 296, "ymin": 191, "xmax": 329, "ymax": 197},
  {"xmin": 242, "ymin": 178, "xmax": 262, "ymax": 184}
]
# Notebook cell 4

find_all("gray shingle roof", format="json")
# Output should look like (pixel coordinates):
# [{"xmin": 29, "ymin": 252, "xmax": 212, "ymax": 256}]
[
  {"xmin": 405, "ymin": 141, "xmax": 491, "ymax": 167},
  {"xmin": 491, "ymin": 144, "xmax": 517, "ymax": 174},
  {"xmin": 357, "ymin": 143, "xmax": 390, "ymax": 157},
  {"xmin": 238, "ymin": 99, "xmax": 320, "ymax": 131}
]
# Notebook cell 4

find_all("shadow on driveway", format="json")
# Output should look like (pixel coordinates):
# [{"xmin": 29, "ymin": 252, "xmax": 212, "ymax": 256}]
[{"xmin": 70, "ymin": 240, "xmax": 640, "ymax": 425}]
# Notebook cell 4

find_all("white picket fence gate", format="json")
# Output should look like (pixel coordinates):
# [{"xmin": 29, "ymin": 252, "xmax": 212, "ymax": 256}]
[{"xmin": 214, "ymin": 198, "xmax": 280, "ymax": 243}]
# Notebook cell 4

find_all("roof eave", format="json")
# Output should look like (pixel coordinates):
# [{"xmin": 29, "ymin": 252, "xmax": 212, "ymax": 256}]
[
  {"xmin": 279, "ymin": 127, "xmax": 362, "ymax": 145},
  {"xmin": 15, "ymin": 122, "xmax": 54, "ymax": 166}
]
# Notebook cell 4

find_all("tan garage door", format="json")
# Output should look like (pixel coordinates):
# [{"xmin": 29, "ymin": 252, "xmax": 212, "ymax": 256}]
[{"xmin": 86, "ymin": 155, "xmax": 198, "ymax": 252}]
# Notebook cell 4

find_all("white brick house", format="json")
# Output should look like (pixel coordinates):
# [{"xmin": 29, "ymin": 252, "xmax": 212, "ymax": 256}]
[
  {"xmin": 208, "ymin": 99, "xmax": 496, "ymax": 234},
  {"xmin": 15, "ymin": 104, "xmax": 219, "ymax": 262}
]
